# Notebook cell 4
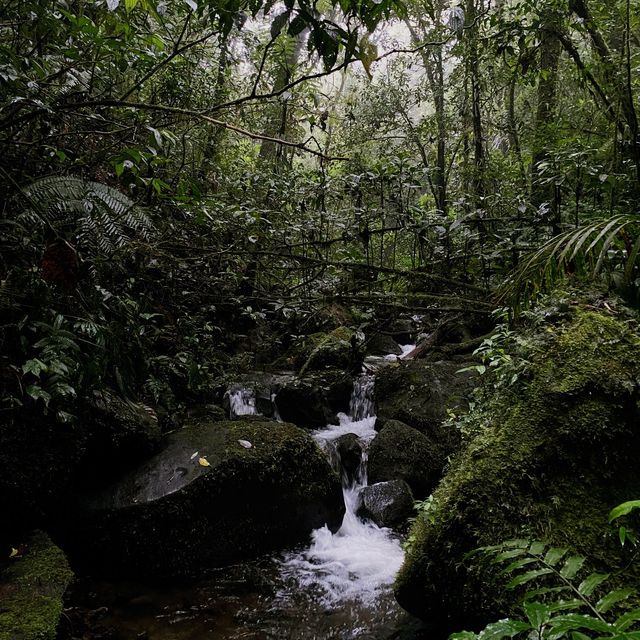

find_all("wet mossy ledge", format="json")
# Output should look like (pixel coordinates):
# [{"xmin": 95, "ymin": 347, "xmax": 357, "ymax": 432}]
[
  {"xmin": 394, "ymin": 307, "xmax": 640, "ymax": 634},
  {"xmin": 65, "ymin": 419, "xmax": 344, "ymax": 577},
  {"xmin": 0, "ymin": 531, "xmax": 73, "ymax": 640}
]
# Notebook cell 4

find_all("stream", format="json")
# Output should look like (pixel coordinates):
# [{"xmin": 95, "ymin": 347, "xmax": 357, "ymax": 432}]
[{"xmin": 64, "ymin": 357, "xmax": 427, "ymax": 640}]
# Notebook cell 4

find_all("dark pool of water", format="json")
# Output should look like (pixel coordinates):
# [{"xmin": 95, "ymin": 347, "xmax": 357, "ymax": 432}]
[{"xmin": 61, "ymin": 554, "xmax": 429, "ymax": 640}]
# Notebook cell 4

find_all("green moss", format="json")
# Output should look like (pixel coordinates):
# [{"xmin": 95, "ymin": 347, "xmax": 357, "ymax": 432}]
[
  {"xmin": 295, "ymin": 326, "xmax": 362, "ymax": 374},
  {"xmin": 0, "ymin": 531, "xmax": 74, "ymax": 640},
  {"xmin": 395, "ymin": 308, "xmax": 640, "ymax": 633}
]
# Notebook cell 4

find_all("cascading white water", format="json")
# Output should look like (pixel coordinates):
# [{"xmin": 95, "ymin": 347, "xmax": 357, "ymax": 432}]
[
  {"xmin": 279, "ymin": 375, "xmax": 404, "ymax": 606},
  {"xmin": 226, "ymin": 385, "xmax": 258, "ymax": 418}
]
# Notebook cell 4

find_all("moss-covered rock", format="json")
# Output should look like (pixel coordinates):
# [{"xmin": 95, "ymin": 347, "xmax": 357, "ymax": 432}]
[
  {"xmin": 368, "ymin": 420, "xmax": 445, "ymax": 498},
  {"xmin": 67, "ymin": 420, "xmax": 344, "ymax": 577},
  {"xmin": 294, "ymin": 327, "xmax": 363, "ymax": 375},
  {"xmin": 0, "ymin": 531, "xmax": 74, "ymax": 640},
  {"xmin": 394, "ymin": 310, "xmax": 640, "ymax": 634},
  {"xmin": 275, "ymin": 369, "xmax": 352, "ymax": 428},
  {"xmin": 375, "ymin": 359, "xmax": 475, "ymax": 442}
]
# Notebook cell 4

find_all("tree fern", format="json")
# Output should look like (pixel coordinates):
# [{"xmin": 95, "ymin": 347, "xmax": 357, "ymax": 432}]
[
  {"xmin": 497, "ymin": 214, "xmax": 640, "ymax": 312},
  {"xmin": 20, "ymin": 176, "xmax": 153, "ymax": 258}
]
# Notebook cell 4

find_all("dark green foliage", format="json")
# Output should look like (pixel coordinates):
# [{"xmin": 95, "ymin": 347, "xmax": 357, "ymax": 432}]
[{"xmin": 450, "ymin": 537, "xmax": 640, "ymax": 640}]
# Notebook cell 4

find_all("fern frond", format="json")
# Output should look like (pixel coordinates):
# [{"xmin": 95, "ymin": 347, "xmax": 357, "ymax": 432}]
[
  {"xmin": 497, "ymin": 214, "xmax": 640, "ymax": 310},
  {"xmin": 20, "ymin": 177, "xmax": 154, "ymax": 258}
]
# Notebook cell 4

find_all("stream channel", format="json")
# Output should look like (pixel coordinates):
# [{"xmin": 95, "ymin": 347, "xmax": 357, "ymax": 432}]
[{"xmin": 65, "ymin": 348, "xmax": 428, "ymax": 639}]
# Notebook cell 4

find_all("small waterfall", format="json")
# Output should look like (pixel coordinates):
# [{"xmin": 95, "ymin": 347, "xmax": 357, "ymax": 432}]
[
  {"xmin": 225, "ymin": 385, "xmax": 258, "ymax": 418},
  {"xmin": 279, "ymin": 375, "xmax": 404, "ymax": 606},
  {"xmin": 349, "ymin": 374, "xmax": 375, "ymax": 422}
]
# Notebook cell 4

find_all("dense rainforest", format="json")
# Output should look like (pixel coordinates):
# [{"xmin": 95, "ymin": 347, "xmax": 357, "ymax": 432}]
[{"xmin": 1, "ymin": 0, "xmax": 640, "ymax": 638}]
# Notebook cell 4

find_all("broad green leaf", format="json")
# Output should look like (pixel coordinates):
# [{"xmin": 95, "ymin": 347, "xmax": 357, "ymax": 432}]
[
  {"xmin": 597, "ymin": 588, "xmax": 635, "ymax": 614},
  {"xmin": 506, "ymin": 568, "xmax": 553, "ymax": 589},
  {"xmin": 548, "ymin": 613, "xmax": 612, "ymax": 634},
  {"xmin": 499, "ymin": 557, "xmax": 537, "ymax": 576},
  {"xmin": 615, "ymin": 608, "xmax": 640, "ymax": 631},
  {"xmin": 22, "ymin": 358, "xmax": 48, "ymax": 377},
  {"xmin": 578, "ymin": 573, "xmax": 610, "ymax": 597},
  {"xmin": 529, "ymin": 541, "xmax": 546, "ymax": 555},
  {"xmin": 559, "ymin": 556, "xmax": 585, "ymax": 580},
  {"xmin": 523, "ymin": 601, "xmax": 551, "ymax": 629},
  {"xmin": 477, "ymin": 619, "xmax": 530, "ymax": 640},
  {"xmin": 543, "ymin": 547, "xmax": 568, "ymax": 567},
  {"xmin": 609, "ymin": 501, "xmax": 640, "ymax": 522},
  {"xmin": 450, "ymin": 633, "xmax": 479, "ymax": 640},
  {"xmin": 494, "ymin": 548, "xmax": 527, "ymax": 563},
  {"xmin": 125, "ymin": 0, "xmax": 139, "ymax": 10}
]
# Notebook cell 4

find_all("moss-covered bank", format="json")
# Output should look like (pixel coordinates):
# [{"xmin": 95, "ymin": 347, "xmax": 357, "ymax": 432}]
[
  {"xmin": 0, "ymin": 531, "xmax": 74, "ymax": 640},
  {"xmin": 395, "ymin": 308, "xmax": 640, "ymax": 634}
]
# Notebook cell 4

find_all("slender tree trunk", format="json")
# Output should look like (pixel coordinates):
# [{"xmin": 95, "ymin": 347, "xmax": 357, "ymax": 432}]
[{"xmin": 531, "ymin": 11, "xmax": 562, "ymax": 233}]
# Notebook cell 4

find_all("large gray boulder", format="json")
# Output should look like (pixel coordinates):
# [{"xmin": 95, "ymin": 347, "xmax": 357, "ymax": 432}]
[
  {"xmin": 368, "ymin": 420, "xmax": 444, "ymax": 498},
  {"xmin": 357, "ymin": 480, "xmax": 414, "ymax": 528},
  {"xmin": 69, "ymin": 420, "xmax": 344, "ymax": 577}
]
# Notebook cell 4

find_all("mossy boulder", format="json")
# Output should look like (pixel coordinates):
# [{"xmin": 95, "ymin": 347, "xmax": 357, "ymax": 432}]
[
  {"xmin": 67, "ymin": 420, "xmax": 344, "ymax": 577},
  {"xmin": 0, "ymin": 531, "xmax": 74, "ymax": 640},
  {"xmin": 394, "ymin": 310, "xmax": 640, "ymax": 634},
  {"xmin": 293, "ymin": 327, "xmax": 364, "ymax": 374},
  {"xmin": 366, "ymin": 333, "xmax": 403, "ymax": 356},
  {"xmin": 368, "ymin": 419, "xmax": 445, "ymax": 498},
  {"xmin": 375, "ymin": 359, "xmax": 475, "ymax": 447},
  {"xmin": 275, "ymin": 369, "xmax": 352, "ymax": 428},
  {"xmin": 357, "ymin": 480, "xmax": 414, "ymax": 528}
]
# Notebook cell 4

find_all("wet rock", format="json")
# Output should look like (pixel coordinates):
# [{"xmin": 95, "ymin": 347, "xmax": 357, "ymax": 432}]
[
  {"xmin": 357, "ymin": 480, "xmax": 414, "ymax": 528},
  {"xmin": 275, "ymin": 369, "xmax": 352, "ymax": 429},
  {"xmin": 0, "ymin": 531, "xmax": 74, "ymax": 640},
  {"xmin": 68, "ymin": 420, "xmax": 344, "ymax": 577},
  {"xmin": 384, "ymin": 318, "xmax": 414, "ymax": 344},
  {"xmin": 368, "ymin": 420, "xmax": 443, "ymax": 498},
  {"xmin": 395, "ymin": 309, "xmax": 640, "ymax": 634},
  {"xmin": 293, "ymin": 327, "xmax": 364, "ymax": 374},
  {"xmin": 366, "ymin": 333, "xmax": 403, "ymax": 356},
  {"xmin": 375, "ymin": 359, "xmax": 475, "ymax": 439},
  {"xmin": 335, "ymin": 433, "xmax": 363, "ymax": 483},
  {"xmin": 275, "ymin": 380, "xmax": 334, "ymax": 428}
]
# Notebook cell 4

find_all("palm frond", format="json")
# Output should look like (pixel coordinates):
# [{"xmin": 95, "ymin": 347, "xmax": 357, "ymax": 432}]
[{"xmin": 497, "ymin": 214, "xmax": 640, "ymax": 310}]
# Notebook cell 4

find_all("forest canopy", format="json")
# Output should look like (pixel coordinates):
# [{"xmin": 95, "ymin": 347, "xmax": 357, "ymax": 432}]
[{"xmin": 1, "ymin": 0, "xmax": 640, "ymax": 420}]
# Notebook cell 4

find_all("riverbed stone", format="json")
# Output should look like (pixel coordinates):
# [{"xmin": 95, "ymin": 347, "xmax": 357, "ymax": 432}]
[
  {"xmin": 395, "ymin": 309, "xmax": 640, "ymax": 635},
  {"xmin": 357, "ymin": 480, "xmax": 414, "ymax": 528},
  {"xmin": 294, "ymin": 326, "xmax": 364, "ymax": 374},
  {"xmin": 0, "ymin": 531, "xmax": 74, "ymax": 640},
  {"xmin": 68, "ymin": 419, "xmax": 344, "ymax": 577},
  {"xmin": 375, "ymin": 359, "xmax": 475, "ymax": 440},
  {"xmin": 366, "ymin": 333, "xmax": 403, "ymax": 356},
  {"xmin": 275, "ymin": 369, "xmax": 352, "ymax": 429},
  {"xmin": 335, "ymin": 433, "xmax": 363, "ymax": 483},
  {"xmin": 368, "ymin": 420, "xmax": 444, "ymax": 498}
]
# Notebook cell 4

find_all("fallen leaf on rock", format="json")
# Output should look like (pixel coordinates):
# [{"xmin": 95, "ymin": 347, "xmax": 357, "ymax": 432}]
[
  {"xmin": 190, "ymin": 451, "xmax": 199, "ymax": 460},
  {"xmin": 238, "ymin": 439, "xmax": 252, "ymax": 449},
  {"xmin": 198, "ymin": 457, "xmax": 210, "ymax": 467}
]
